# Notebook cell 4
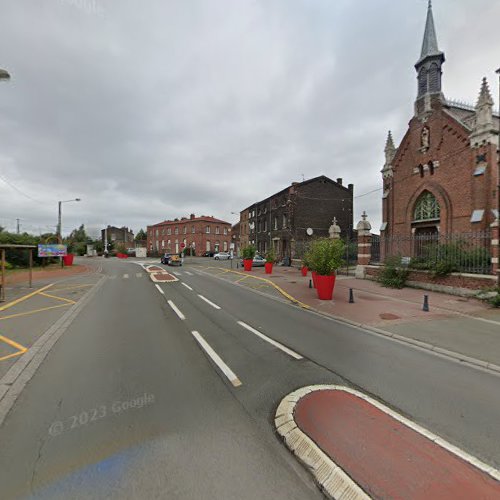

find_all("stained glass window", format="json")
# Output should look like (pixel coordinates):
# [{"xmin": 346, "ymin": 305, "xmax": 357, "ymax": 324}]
[{"xmin": 414, "ymin": 191, "xmax": 440, "ymax": 221}]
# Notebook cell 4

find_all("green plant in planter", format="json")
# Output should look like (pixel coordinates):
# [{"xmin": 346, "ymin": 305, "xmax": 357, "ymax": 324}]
[
  {"xmin": 265, "ymin": 249, "xmax": 276, "ymax": 263},
  {"xmin": 302, "ymin": 252, "xmax": 311, "ymax": 269},
  {"xmin": 242, "ymin": 245, "xmax": 256, "ymax": 260},
  {"xmin": 308, "ymin": 238, "xmax": 345, "ymax": 275}
]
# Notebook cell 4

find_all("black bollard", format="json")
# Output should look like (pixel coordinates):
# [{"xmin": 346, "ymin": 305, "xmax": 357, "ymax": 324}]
[
  {"xmin": 423, "ymin": 294, "xmax": 429, "ymax": 312},
  {"xmin": 309, "ymin": 279, "xmax": 312, "ymax": 289},
  {"xmin": 349, "ymin": 288, "xmax": 354, "ymax": 303}
]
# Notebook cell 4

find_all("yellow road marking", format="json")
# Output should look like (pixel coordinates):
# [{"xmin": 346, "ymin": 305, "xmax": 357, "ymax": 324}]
[
  {"xmin": 0, "ymin": 303, "xmax": 71, "ymax": 321},
  {"xmin": 0, "ymin": 334, "xmax": 27, "ymax": 361},
  {"xmin": 0, "ymin": 284, "xmax": 54, "ymax": 312},
  {"xmin": 39, "ymin": 292, "xmax": 76, "ymax": 305},
  {"xmin": 50, "ymin": 284, "xmax": 94, "ymax": 292},
  {"xmin": 202, "ymin": 267, "xmax": 310, "ymax": 309}
]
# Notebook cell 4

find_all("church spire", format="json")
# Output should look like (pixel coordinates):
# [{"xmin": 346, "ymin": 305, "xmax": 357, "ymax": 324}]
[
  {"xmin": 414, "ymin": 1, "xmax": 445, "ymax": 115},
  {"xmin": 418, "ymin": 1, "xmax": 443, "ymax": 64}
]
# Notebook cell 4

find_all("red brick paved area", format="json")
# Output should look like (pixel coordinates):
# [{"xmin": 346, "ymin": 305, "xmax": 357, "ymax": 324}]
[{"xmin": 295, "ymin": 390, "xmax": 500, "ymax": 499}]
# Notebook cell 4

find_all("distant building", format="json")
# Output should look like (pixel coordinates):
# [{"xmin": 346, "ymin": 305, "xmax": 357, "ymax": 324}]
[
  {"xmin": 240, "ymin": 175, "xmax": 354, "ymax": 260},
  {"xmin": 382, "ymin": 2, "xmax": 499, "ymax": 238},
  {"xmin": 101, "ymin": 226, "xmax": 134, "ymax": 248},
  {"xmin": 147, "ymin": 214, "xmax": 232, "ymax": 255}
]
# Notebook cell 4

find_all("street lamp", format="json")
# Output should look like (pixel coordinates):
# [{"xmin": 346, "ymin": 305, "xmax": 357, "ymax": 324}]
[
  {"xmin": 497, "ymin": 68, "xmax": 500, "ymax": 224},
  {"xmin": 57, "ymin": 198, "xmax": 81, "ymax": 243},
  {"xmin": 0, "ymin": 68, "xmax": 10, "ymax": 81}
]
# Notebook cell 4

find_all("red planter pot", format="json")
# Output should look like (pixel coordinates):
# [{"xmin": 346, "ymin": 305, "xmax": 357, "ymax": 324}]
[
  {"xmin": 311, "ymin": 271, "xmax": 317, "ymax": 288},
  {"xmin": 265, "ymin": 262, "xmax": 273, "ymax": 274},
  {"xmin": 63, "ymin": 254, "xmax": 74, "ymax": 266},
  {"xmin": 301, "ymin": 266, "xmax": 308, "ymax": 277},
  {"xmin": 243, "ymin": 259, "xmax": 253, "ymax": 271},
  {"xmin": 315, "ymin": 274, "xmax": 336, "ymax": 300}
]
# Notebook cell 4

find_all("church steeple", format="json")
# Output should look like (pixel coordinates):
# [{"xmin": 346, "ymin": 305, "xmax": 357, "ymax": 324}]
[{"xmin": 415, "ymin": 1, "xmax": 445, "ymax": 115}]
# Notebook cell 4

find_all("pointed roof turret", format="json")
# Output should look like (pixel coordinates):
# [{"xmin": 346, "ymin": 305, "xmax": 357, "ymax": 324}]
[
  {"xmin": 384, "ymin": 131, "xmax": 395, "ymax": 154},
  {"xmin": 418, "ymin": 1, "xmax": 444, "ymax": 64},
  {"xmin": 476, "ymin": 77, "xmax": 494, "ymax": 108},
  {"xmin": 382, "ymin": 131, "xmax": 396, "ymax": 178}
]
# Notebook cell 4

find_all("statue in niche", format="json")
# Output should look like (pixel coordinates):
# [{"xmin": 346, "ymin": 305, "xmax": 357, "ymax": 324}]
[{"xmin": 421, "ymin": 126, "xmax": 430, "ymax": 149}]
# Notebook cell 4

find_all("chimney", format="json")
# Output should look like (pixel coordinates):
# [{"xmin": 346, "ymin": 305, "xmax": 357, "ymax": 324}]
[
  {"xmin": 348, "ymin": 183, "xmax": 354, "ymax": 192},
  {"xmin": 190, "ymin": 214, "xmax": 195, "ymax": 220},
  {"xmin": 337, "ymin": 178, "xmax": 343, "ymax": 185}
]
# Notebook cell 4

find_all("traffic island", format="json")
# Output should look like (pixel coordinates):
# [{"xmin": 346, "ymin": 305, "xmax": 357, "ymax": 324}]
[{"xmin": 276, "ymin": 385, "xmax": 500, "ymax": 499}]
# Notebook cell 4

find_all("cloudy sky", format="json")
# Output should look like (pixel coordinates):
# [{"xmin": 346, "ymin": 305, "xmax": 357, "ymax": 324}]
[{"xmin": 0, "ymin": 0, "xmax": 499, "ymax": 238}]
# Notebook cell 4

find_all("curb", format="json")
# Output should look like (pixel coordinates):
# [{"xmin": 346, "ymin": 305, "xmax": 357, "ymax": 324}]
[
  {"xmin": 276, "ymin": 385, "xmax": 500, "ymax": 499},
  {"xmin": 0, "ymin": 276, "xmax": 107, "ymax": 427}
]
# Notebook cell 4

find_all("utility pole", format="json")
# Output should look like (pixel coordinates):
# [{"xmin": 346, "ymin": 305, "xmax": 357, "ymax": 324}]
[{"xmin": 16, "ymin": 218, "xmax": 20, "ymax": 234}]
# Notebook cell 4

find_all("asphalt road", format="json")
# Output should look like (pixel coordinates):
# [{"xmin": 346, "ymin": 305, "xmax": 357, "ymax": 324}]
[{"xmin": 1, "ymin": 257, "xmax": 500, "ymax": 498}]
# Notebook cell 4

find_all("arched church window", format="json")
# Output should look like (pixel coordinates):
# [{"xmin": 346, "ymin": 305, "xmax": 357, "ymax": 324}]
[
  {"xmin": 414, "ymin": 191, "xmax": 440, "ymax": 221},
  {"xmin": 428, "ymin": 63, "xmax": 440, "ymax": 93}
]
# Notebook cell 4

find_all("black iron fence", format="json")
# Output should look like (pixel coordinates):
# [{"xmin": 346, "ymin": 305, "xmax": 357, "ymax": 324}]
[{"xmin": 370, "ymin": 231, "xmax": 492, "ymax": 275}]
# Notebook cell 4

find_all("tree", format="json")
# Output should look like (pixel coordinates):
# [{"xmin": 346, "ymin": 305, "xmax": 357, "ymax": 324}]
[
  {"xmin": 135, "ymin": 228, "xmax": 147, "ymax": 241},
  {"xmin": 67, "ymin": 224, "xmax": 88, "ymax": 243}
]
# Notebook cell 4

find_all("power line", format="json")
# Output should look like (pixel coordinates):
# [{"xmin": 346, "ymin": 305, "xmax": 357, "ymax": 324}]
[{"xmin": 0, "ymin": 173, "xmax": 44, "ymax": 204}]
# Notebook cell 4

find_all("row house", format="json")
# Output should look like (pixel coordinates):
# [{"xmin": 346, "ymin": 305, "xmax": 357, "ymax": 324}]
[
  {"xmin": 240, "ymin": 175, "xmax": 354, "ymax": 260},
  {"xmin": 147, "ymin": 214, "xmax": 232, "ymax": 255}
]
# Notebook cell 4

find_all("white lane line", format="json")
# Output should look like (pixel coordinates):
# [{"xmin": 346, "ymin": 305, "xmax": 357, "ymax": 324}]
[
  {"xmin": 172, "ymin": 271, "xmax": 181, "ymax": 276},
  {"xmin": 237, "ymin": 321, "xmax": 303, "ymax": 360},
  {"xmin": 198, "ymin": 295, "xmax": 221, "ymax": 310},
  {"xmin": 182, "ymin": 283, "xmax": 193, "ymax": 291},
  {"xmin": 136, "ymin": 273, "xmax": 143, "ymax": 278},
  {"xmin": 167, "ymin": 300, "xmax": 186, "ymax": 320},
  {"xmin": 191, "ymin": 331, "xmax": 242, "ymax": 387},
  {"xmin": 155, "ymin": 284, "xmax": 164, "ymax": 295},
  {"xmin": 123, "ymin": 274, "xmax": 129, "ymax": 279},
  {"xmin": 185, "ymin": 271, "xmax": 194, "ymax": 276}
]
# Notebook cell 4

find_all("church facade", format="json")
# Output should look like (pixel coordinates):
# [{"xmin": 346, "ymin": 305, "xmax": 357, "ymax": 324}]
[{"xmin": 381, "ymin": 2, "xmax": 499, "ymax": 240}]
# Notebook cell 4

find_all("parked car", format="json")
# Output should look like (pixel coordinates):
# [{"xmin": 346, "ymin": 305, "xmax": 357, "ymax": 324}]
[
  {"xmin": 202, "ymin": 251, "xmax": 215, "ymax": 257},
  {"xmin": 240, "ymin": 255, "xmax": 266, "ymax": 267},
  {"xmin": 214, "ymin": 252, "xmax": 231, "ymax": 260},
  {"xmin": 160, "ymin": 253, "xmax": 172, "ymax": 265}
]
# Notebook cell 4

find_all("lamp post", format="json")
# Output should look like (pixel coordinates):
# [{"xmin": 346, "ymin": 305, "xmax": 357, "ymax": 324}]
[
  {"xmin": 0, "ymin": 68, "xmax": 10, "ymax": 81},
  {"xmin": 57, "ymin": 198, "xmax": 81, "ymax": 243}
]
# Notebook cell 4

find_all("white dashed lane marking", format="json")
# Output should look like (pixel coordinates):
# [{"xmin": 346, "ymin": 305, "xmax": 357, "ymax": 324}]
[
  {"xmin": 237, "ymin": 321, "xmax": 303, "ymax": 360},
  {"xmin": 198, "ymin": 295, "xmax": 221, "ymax": 310},
  {"xmin": 191, "ymin": 331, "xmax": 242, "ymax": 387},
  {"xmin": 167, "ymin": 300, "xmax": 186, "ymax": 320},
  {"xmin": 123, "ymin": 274, "xmax": 129, "ymax": 279},
  {"xmin": 155, "ymin": 284, "xmax": 164, "ymax": 295},
  {"xmin": 185, "ymin": 271, "xmax": 194, "ymax": 276},
  {"xmin": 182, "ymin": 283, "xmax": 193, "ymax": 291}
]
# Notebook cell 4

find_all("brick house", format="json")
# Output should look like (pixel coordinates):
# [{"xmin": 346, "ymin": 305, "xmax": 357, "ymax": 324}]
[
  {"xmin": 240, "ymin": 175, "xmax": 353, "ymax": 260},
  {"xmin": 147, "ymin": 214, "xmax": 231, "ymax": 256},
  {"xmin": 382, "ymin": 2, "xmax": 499, "ymax": 240}
]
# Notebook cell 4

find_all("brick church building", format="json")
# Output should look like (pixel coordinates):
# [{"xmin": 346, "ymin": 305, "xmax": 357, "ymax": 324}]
[{"xmin": 381, "ymin": 1, "xmax": 499, "ymax": 239}]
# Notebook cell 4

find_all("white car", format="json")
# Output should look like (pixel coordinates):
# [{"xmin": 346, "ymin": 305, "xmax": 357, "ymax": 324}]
[{"xmin": 214, "ymin": 252, "xmax": 232, "ymax": 260}]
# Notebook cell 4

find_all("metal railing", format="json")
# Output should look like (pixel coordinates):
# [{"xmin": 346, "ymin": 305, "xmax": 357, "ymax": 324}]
[{"xmin": 370, "ymin": 231, "xmax": 492, "ymax": 275}]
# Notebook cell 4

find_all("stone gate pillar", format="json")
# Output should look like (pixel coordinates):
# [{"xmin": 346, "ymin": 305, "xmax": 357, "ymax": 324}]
[{"xmin": 355, "ymin": 211, "xmax": 372, "ymax": 279}]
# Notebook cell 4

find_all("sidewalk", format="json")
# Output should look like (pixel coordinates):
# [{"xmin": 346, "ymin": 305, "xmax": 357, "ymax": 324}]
[
  {"xmin": 207, "ymin": 264, "xmax": 500, "ymax": 368},
  {"xmin": 276, "ymin": 386, "xmax": 500, "ymax": 499}
]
